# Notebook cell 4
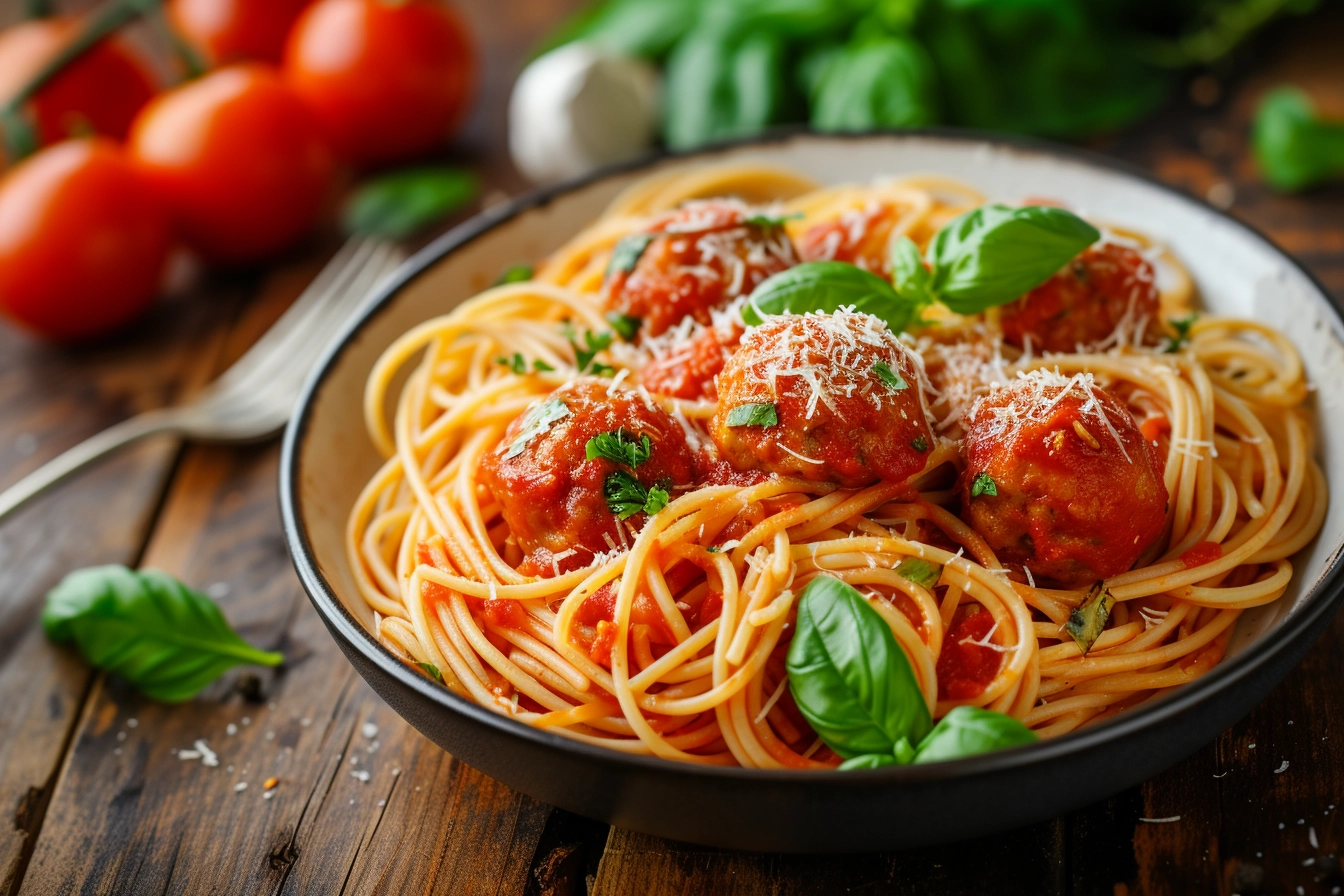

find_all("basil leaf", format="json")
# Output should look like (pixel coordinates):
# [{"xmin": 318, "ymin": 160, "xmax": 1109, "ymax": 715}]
[
  {"xmin": 889, "ymin": 236, "xmax": 934, "ymax": 308},
  {"xmin": 1161, "ymin": 313, "xmax": 1198, "ymax": 353},
  {"xmin": 586, "ymin": 429, "xmax": 652, "ymax": 467},
  {"xmin": 921, "ymin": 205, "xmax": 1100, "ymax": 315},
  {"xmin": 664, "ymin": 27, "xmax": 789, "ymax": 150},
  {"xmin": 1252, "ymin": 87, "xmax": 1344, "ymax": 192},
  {"xmin": 743, "ymin": 261, "xmax": 920, "ymax": 333},
  {"xmin": 43, "ymin": 566, "xmax": 282, "ymax": 703},
  {"xmin": 838, "ymin": 753, "xmax": 897, "ymax": 771},
  {"xmin": 343, "ymin": 166, "xmax": 478, "ymax": 241},
  {"xmin": 1064, "ymin": 581, "xmax": 1115, "ymax": 656},
  {"xmin": 811, "ymin": 37, "xmax": 938, "ymax": 132},
  {"xmin": 607, "ymin": 235, "xmax": 654, "ymax": 276},
  {"xmin": 970, "ymin": 471, "xmax": 997, "ymax": 498},
  {"xmin": 895, "ymin": 558, "xmax": 940, "ymax": 589},
  {"xmin": 725, "ymin": 402, "xmax": 777, "ymax": 427},
  {"xmin": 912, "ymin": 705, "xmax": 1037, "ymax": 764},
  {"xmin": 786, "ymin": 575, "xmax": 931, "ymax": 758}
]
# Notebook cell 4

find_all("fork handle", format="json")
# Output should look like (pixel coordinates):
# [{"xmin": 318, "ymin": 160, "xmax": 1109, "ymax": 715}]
[{"xmin": 0, "ymin": 410, "xmax": 178, "ymax": 524}]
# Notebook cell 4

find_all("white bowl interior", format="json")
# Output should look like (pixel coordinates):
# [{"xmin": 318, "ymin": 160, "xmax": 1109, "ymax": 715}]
[{"xmin": 296, "ymin": 133, "xmax": 1344, "ymax": 667}]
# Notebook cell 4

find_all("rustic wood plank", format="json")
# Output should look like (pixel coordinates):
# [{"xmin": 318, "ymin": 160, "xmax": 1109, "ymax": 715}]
[
  {"xmin": 592, "ymin": 821, "xmax": 1068, "ymax": 896},
  {"xmin": 14, "ymin": 438, "xmax": 560, "ymax": 896},
  {"xmin": 0, "ymin": 288, "xmax": 240, "ymax": 895}
]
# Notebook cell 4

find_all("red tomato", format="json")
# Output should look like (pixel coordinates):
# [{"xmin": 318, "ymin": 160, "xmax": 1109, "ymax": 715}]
[
  {"xmin": 0, "ymin": 139, "xmax": 171, "ymax": 341},
  {"xmin": 0, "ymin": 18, "xmax": 157, "ymax": 150},
  {"xmin": 128, "ymin": 64, "xmax": 333, "ymax": 264},
  {"xmin": 168, "ymin": 0, "xmax": 313, "ymax": 65},
  {"xmin": 283, "ymin": 0, "xmax": 475, "ymax": 166}
]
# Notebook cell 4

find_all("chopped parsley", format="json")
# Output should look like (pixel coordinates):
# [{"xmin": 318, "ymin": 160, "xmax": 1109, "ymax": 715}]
[
  {"xmin": 564, "ymin": 325, "xmax": 614, "ymax": 374},
  {"xmin": 495, "ymin": 353, "xmax": 552, "ymax": 374},
  {"xmin": 970, "ymin": 472, "xmax": 998, "ymax": 498},
  {"xmin": 586, "ymin": 429, "xmax": 652, "ymax": 468},
  {"xmin": 604, "ymin": 470, "xmax": 670, "ymax": 520},
  {"xmin": 706, "ymin": 545, "xmax": 722, "ymax": 554},
  {"xmin": 911, "ymin": 435, "xmax": 929, "ymax": 453},
  {"xmin": 605, "ymin": 311, "xmax": 642, "ymax": 341},
  {"xmin": 745, "ymin": 212, "xmax": 803, "ymax": 231},
  {"xmin": 896, "ymin": 558, "xmax": 940, "ymax": 589},
  {"xmin": 1064, "ymin": 582, "xmax": 1115, "ymax": 656},
  {"xmin": 503, "ymin": 398, "xmax": 570, "ymax": 460},
  {"xmin": 725, "ymin": 402, "xmax": 778, "ymax": 427},
  {"xmin": 871, "ymin": 361, "xmax": 908, "ymax": 391},
  {"xmin": 416, "ymin": 661, "xmax": 444, "ymax": 683},
  {"xmin": 606, "ymin": 234, "xmax": 655, "ymax": 275},
  {"xmin": 1162, "ymin": 314, "xmax": 1198, "ymax": 353},
  {"xmin": 493, "ymin": 264, "xmax": 533, "ymax": 285}
]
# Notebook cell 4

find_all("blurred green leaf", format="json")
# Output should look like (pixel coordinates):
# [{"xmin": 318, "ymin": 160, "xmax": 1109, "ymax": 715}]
[
  {"xmin": 811, "ymin": 36, "xmax": 939, "ymax": 131},
  {"xmin": 664, "ymin": 27, "xmax": 793, "ymax": 149},
  {"xmin": 1253, "ymin": 87, "xmax": 1344, "ymax": 192},
  {"xmin": 553, "ymin": 0, "xmax": 705, "ymax": 58},
  {"xmin": 343, "ymin": 167, "xmax": 479, "ymax": 241}
]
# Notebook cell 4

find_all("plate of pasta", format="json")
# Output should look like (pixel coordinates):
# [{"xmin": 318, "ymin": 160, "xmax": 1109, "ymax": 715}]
[{"xmin": 280, "ymin": 132, "xmax": 1344, "ymax": 851}]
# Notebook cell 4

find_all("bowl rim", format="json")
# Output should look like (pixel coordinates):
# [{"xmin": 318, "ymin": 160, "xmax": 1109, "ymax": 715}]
[{"xmin": 279, "ymin": 126, "xmax": 1344, "ymax": 785}]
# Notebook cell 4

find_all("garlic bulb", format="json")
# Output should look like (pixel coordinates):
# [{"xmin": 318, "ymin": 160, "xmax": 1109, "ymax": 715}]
[{"xmin": 508, "ymin": 42, "xmax": 660, "ymax": 185}]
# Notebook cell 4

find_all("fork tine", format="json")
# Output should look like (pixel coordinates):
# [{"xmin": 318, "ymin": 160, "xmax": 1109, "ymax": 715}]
[{"xmin": 205, "ymin": 238, "xmax": 391, "ymax": 397}]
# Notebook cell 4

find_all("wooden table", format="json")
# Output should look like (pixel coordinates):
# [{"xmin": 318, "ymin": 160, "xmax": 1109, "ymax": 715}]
[{"xmin": 3, "ymin": 3, "xmax": 1344, "ymax": 894}]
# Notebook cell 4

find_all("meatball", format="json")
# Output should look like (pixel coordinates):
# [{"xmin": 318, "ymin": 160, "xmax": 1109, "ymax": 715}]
[
  {"xmin": 603, "ymin": 200, "xmax": 796, "ymax": 337},
  {"xmin": 959, "ymin": 371, "xmax": 1167, "ymax": 587},
  {"xmin": 711, "ymin": 311, "xmax": 934, "ymax": 488},
  {"xmin": 640, "ymin": 321, "xmax": 743, "ymax": 401},
  {"xmin": 796, "ymin": 201, "xmax": 904, "ymax": 276},
  {"xmin": 479, "ymin": 378, "xmax": 696, "ymax": 576},
  {"xmin": 999, "ymin": 243, "xmax": 1161, "ymax": 353}
]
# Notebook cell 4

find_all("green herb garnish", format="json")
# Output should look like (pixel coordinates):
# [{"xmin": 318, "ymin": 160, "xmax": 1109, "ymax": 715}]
[
  {"xmin": 745, "ymin": 212, "xmax": 803, "ymax": 231},
  {"xmin": 607, "ymin": 234, "xmax": 655, "ymax": 275},
  {"xmin": 566, "ymin": 327, "xmax": 614, "ymax": 374},
  {"xmin": 871, "ymin": 361, "xmax": 908, "ymax": 392},
  {"xmin": 43, "ymin": 566, "xmax": 283, "ymax": 703},
  {"xmin": 496, "ymin": 353, "xmax": 553, "ymax": 374},
  {"xmin": 911, "ymin": 435, "xmax": 929, "ymax": 453},
  {"xmin": 970, "ymin": 472, "xmax": 998, "ymax": 498},
  {"xmin": 416, "ymin": 662, "xmax": 444, "ymax": 683},
  {"xmin": 743, "ymin": 262, "xmax": 919, "ymax": 335},
  {"xmin": 494, "ymin": 264, "xmax": 533, "ymax": 285},
  {"xmin": 606, "ymin": 311, "xmax": 643, "ymax": 341},
  {"xmin": 603, "ymin": 470, "xmax": 670, "ymax": 520},
  {"xmin": 504, "ymin": 398, "xmax": 570, "ymax": 460},
  {"xmin": 1064, "ymin": 581, "xmax": 1115, "ymax": 656},
  {"xmin": 725, "ymin": 402, "xmax": 778, "ymax": 427},
  {"xmin": 1162, "ymin": 314, "xmax": 1198, "ymax": 353},
  {"xmin": 896, "ymin": 558, "xmax": 940, "ymax": 589},
  {"xmin": 586, "ymin": 429, "xmax": 652, "ymax": 468}
]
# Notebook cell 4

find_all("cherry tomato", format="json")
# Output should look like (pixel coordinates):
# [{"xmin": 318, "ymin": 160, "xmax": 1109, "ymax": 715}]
[
  {"xmin": 283, "ymin": 0, "xmax": 475, "ymax": 166},
  {"xmin": 0, "ymin": 18, "xmax": 157, "ymax": 149},
  {"xmin": 0, "ymin": 138, "xmax": 171, "ymax": 341},
  {"xmin": 168, "ymin": 0, "xmax": 313, "ymax": 65},
  {"xmin": 128, "ymin": 64, "xmax": 333, "ymax": 265}
]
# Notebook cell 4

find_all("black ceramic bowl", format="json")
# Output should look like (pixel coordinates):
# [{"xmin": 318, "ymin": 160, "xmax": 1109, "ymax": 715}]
[{"xmin": 280, "ymin": 131, "xmax": 1344, "ymax": 852}]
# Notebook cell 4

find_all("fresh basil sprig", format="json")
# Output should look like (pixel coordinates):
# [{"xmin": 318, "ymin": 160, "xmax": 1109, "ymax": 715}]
[
  {"xmin": 891, "ymin": 204, "xmax": 1100, "ymax": 315},
  {"xmin": 787, "ymin": 575, "xmax": 931, "ymax": 759},
  {"xmin": 912, "ymin": 706, "xmax": 1037, "ymax": 764},
  {"xmin": 743, "ymin": 262, "xmax": 920, "ymax": 334},
  {"xmin": 787, "ymin": 575, "xmax": 1037, "ymax": 768},
  {"xmin": 43, "ymin": 566, "xmax": 282, "ymax": 703}
]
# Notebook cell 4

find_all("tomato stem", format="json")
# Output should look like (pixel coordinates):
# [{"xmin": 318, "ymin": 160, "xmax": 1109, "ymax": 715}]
[
  {"xmin": 145, "ymin": 5, "xmax": 206, "ymax": 81},
  {"xmin": 0, "ymin": 0, "xmax": 162, "ymax": 120}
]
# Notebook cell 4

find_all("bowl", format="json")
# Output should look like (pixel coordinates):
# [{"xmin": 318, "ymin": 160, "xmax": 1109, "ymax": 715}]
[{"xmin": 280, "ymin": 131, "xmax": 1344, "ymax": 852}]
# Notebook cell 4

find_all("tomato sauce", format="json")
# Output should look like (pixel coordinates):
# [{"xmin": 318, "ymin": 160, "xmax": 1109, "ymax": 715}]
[
  {"xmin": 936, "ymin": 608, "xmax": 1003, "ymax": 701},
  {"xmin": 1180, "ymin": 541, "xmax": 1222, "ymax": 569}
]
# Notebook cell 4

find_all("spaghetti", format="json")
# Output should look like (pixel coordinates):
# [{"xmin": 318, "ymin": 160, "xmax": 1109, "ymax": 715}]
[{"xmin": 346, "ymin": 164, "xmax": 1325, "ymax": 769}]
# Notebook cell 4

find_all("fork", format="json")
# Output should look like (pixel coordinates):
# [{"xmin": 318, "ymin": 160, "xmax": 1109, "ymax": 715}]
[{"xmin": 0, "ymin": 237, "xmax": 405, "ymax": 524}]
